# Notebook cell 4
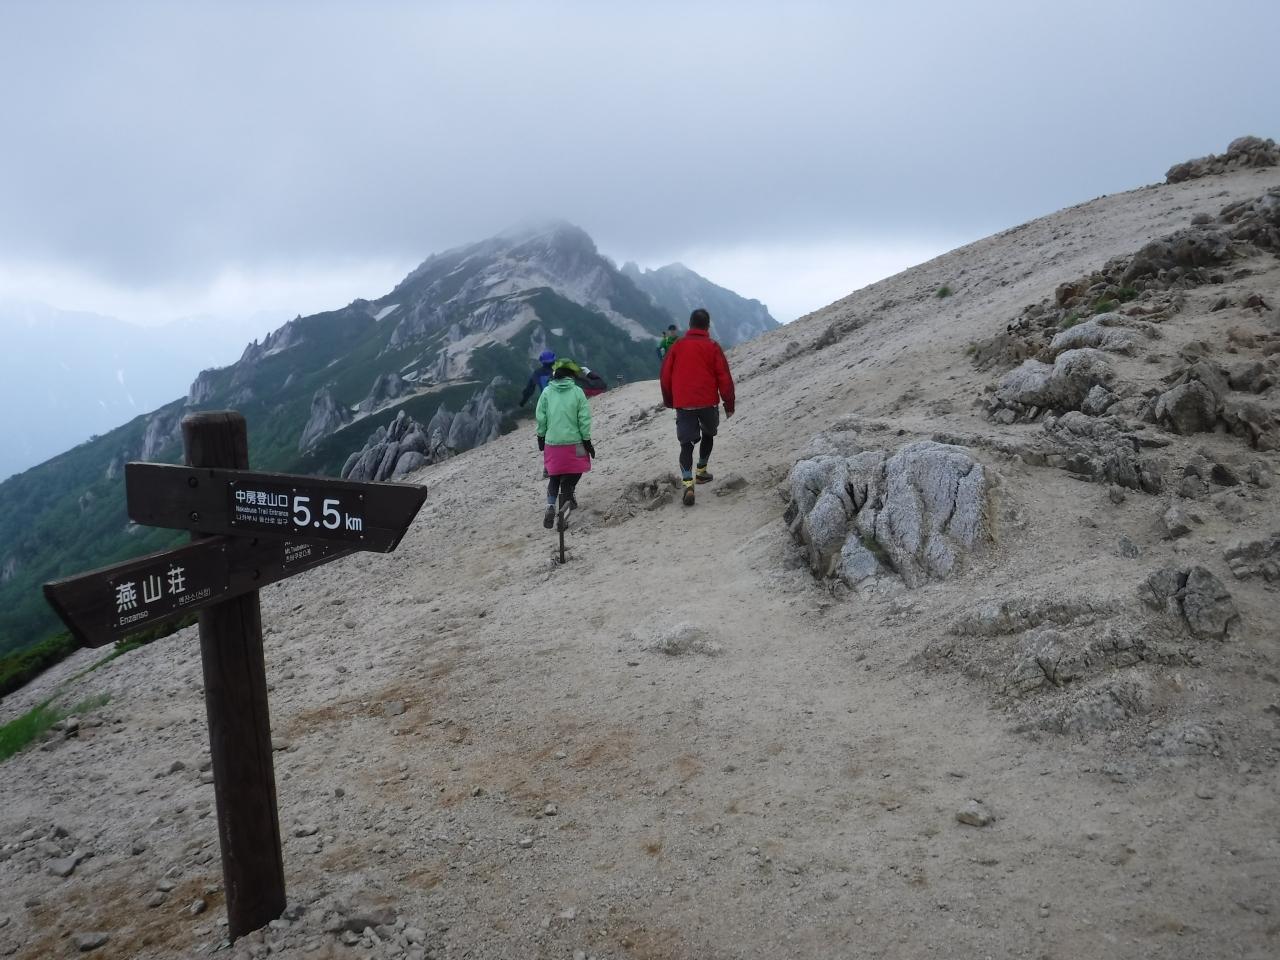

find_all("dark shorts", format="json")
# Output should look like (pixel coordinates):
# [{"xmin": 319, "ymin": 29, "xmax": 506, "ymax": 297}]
[{"xmin": 676, "ymin": 406, "xmax": 719, "ymax": 444}]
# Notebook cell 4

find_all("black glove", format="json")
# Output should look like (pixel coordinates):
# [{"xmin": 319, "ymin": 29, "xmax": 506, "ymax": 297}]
[
  {"xmin": 582, "ymin": 439, "xmax": 596, "ymax": 458},
  {"xmin": 536, "ymin": 435, "xmax": 545, "ymax": 450}
]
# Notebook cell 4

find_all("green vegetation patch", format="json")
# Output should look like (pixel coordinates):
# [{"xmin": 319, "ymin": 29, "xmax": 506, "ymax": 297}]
[
  {"xmin": 0, "ymin": 693, "xmax": 109, "ymax": 763},
  {"xmin": 0, "ymin": 631, "xmax": 79, "ymax": 699},
  {"xmin": 936, "ymin": 285, "xmax": 953, "ymax": 298},
  {"xmin": 71, "ymin": 614, "xmax": 198, "ymax": 682}
]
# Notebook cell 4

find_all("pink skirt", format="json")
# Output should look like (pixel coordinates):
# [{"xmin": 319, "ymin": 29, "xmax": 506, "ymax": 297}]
[{"xmin": 544, "ymin": 443, "xmax": 592, "ymax": 475}]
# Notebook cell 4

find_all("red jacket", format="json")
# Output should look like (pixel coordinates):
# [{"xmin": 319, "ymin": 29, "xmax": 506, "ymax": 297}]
[{"xmin": 660, "ymin": 327, "xmax": 735, "ymax": 415}]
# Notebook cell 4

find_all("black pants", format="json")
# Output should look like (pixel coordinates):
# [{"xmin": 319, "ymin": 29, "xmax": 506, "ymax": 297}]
[
  {"xmin": 676, "ymin": 406, "xmax": 719, "ymax": 475},
  {"xmin": 547, "ymin": 473, "xmax": 581, "ymax": 503}
]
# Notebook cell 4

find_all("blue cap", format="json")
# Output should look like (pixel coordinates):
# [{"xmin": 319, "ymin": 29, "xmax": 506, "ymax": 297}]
[{"xmin": 539, "ymin": 350, "xmax": 556, "ymax": 364}]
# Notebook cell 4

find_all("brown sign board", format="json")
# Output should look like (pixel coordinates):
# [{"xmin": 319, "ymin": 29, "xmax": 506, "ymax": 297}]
[
  {"xmin": 40, "ymin": 414, "xmax": 430, "ymax": 938},
  {"xmin": 43, "ymin": 535, "xmax": 354, "ymax": 648},
  {"xmin": 125, "ymin": 463, "xmax": 427, "ymax": 552}
]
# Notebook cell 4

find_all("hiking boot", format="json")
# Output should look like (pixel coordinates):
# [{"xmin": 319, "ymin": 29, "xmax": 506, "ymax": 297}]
[
  {"xmin": 543, "ymin": 505, "xmax": 556, "ymax": 529},
  {"xmin": 695, "ymin": 467, "xmax": 713, "ymax": 484},
  {"xmin": 682, "ymin": 481, "xmax": 695, "ymax": 506}
]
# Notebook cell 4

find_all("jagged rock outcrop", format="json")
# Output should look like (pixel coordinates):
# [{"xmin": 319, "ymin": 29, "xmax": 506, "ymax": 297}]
[
  {"xmin": 389, "ymin": 293, "xmax": 534, "ymax": 356},
  {"xmin": 425, "ymin": 405, "xmax": 455, "ymax": 460},
  {"xmin": 928, "ymin": 556, "xmax": 1254, "ymax": 736},
  {"xmin": 785, "ymin": 436, "xmax": 995, "ymax": 589},
  {"xmin": 139, "ymin": 410, "xmax": 182, "ymax": 461},
  {"xmin": 1165, "ymin": 136, "xmax": 1279, "ymax": 184},
  {"xmin": 298, "ymin": 387, "xmax": 352, "ymax": 452},
  {"xmin": 1151, "ymin": 358, "xmax": 1280, "ymax": 448},
  {"xmin": 1039, "ymin": 412, "xmax": 1167, "ymax": 493},
  {"xmin": 1046, "ymin": 315, "xmax": 1144, "ymax": 358},
  {"xmin": 948, "ymin": 598, "xmax": 1141, "ymax": 696},
  {"xmin": 441, "ymin": 380, "xmax": 504, "ymax": 453},
  {"xmin": 1220, "ymin": 396, "xmax": 1280, "ymax": 451},
  {"xmin": 1221, "ymin": 188, "xmax": 1280, "ymax": 249},
  {"xmin": 186, "ymin": 369, "xmax": 218, "ymax": 406},
  {"xmin": 238, "ymin": 316, "xmax": 308, "ymax": 365},
  {"xmin": 1120, "ymin": 226, "xmax": 1235, "ymax": 289},
  {"xmin": 988, "ymin": 348, "xmax": 1116, "ymax": 421},
  {"xmin": 356, "ymin": 373, "xmax": 412, "ymax": 417},
  {"xmin": 1223, "ymin": 532, "xmax": 1280, "ymax": 582},
  {"xmin": 341, "ymin": 381, "xmax": 507, "ymax": 482},
  {"xmin": 924, "ymin": 590, "xmax": 1186, "ymax": 736},
  {"xmin": 1138, "ymin": 566, "xmax": 1241, "ymax": 640},
  {"xmin": 1154, "ymin": 380, "xmax": 1220, "ymax": 435},
  {"xmin": 1227, "ymin": 360, "xmax": 1277, "ymax": 394},
  {"xmin": 341, "ymin": 410, "xmax": 433, "ymax": 483}
]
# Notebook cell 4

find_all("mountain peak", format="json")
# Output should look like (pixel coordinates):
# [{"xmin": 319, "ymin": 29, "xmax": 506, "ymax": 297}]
[
  {"xmin": 498, "ymin": 218, "xmax": 595, "ymax": 252},
  {"xmin": 656, "ymin": 261, "xmax": 694, "ymax": 275},
  {"xmin": 623, "ymin": 261, "xmax": 694, "ymax": 279}
]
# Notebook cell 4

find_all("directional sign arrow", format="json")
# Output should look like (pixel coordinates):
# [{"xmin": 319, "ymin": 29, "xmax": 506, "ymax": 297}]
[
  {"xmin": 125, "ymin": 463, "xmax": 427, "ymax": 552},
  {"xmin": 43, "ymin": 536, "xmax": 354, "ymax": 648}
]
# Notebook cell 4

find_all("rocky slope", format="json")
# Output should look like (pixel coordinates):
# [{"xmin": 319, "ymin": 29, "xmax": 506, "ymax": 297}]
[{"xmin": 1, "ymin": 144, "xmax": 1278, "ymax": 960}]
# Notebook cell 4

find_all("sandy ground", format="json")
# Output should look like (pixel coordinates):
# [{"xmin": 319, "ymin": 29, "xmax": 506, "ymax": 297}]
[{"xmin": 2, "ymin": 164, "xmax": 1279, "ymax": 960}]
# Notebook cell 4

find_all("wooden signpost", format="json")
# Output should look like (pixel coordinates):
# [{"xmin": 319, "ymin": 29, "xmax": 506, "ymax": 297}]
[{"xmin": 42, "ymin": 411, "xmax": 427, "ymax": 939}]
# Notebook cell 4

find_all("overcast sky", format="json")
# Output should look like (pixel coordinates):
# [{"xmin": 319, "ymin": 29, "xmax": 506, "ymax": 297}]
[{"xmin": 1, "ymin": 0, "xmax": 1277, "ymax": 327}]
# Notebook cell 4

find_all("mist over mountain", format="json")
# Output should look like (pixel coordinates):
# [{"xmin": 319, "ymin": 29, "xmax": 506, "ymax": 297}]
[
  {"xmin": 0, "ymin": 302, "xmax": 282, "ymax": 481},
  {"xmin": 0, "ymin": 221, "xmax": 774, "ymax": 655}
]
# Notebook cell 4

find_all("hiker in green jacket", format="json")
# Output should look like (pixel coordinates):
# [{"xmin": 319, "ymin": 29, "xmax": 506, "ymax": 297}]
[
  {"xmin": 535, "ymin": 359, "xmax": 595, "ymax": 529},
  {"xmin": 656, "ymin": 324, "xmax": 680, "ymax": 361}
]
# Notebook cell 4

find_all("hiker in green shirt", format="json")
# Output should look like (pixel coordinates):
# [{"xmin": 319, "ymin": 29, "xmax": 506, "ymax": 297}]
[{"xmin": 656, "ymin": 324, "xmax": 680, "ymax": 361}]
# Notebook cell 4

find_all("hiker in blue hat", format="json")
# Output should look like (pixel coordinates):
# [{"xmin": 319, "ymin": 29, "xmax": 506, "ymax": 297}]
[{"xmin": 519, "ymin": 350, "xmax": 557, "ymax": 406}]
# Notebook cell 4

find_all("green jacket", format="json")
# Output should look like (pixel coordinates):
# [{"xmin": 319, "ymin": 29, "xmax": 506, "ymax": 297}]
[{"xmin": 535, "ymin": 378, "xmax": 592, "ymax": 445}]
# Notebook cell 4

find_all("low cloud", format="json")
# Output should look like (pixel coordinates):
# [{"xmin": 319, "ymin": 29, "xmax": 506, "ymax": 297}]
[{"xmin": 0, "ymin": 257, "xmax": 414, "ymax": 329}]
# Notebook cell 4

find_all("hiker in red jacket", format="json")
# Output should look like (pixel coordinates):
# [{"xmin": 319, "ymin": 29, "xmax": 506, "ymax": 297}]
[{"xmin": 659, "ymin": 307, "xmax": 736, "ymax": 507}]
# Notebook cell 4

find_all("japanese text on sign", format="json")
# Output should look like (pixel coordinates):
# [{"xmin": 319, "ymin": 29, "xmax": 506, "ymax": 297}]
[
  {"xmin": 110, "ymin": 554, "xmax": 224, "ymax": 632},
  {"xmin": 229, "ymin": 481, "xmax": 366, "ymax": 540}
]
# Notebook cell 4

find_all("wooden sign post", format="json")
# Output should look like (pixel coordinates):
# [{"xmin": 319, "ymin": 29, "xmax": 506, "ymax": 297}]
[
  {"xmin": 42, "ymin": 411, "xmax": 426, "ymax": 939},
  {"xmin": 186, "ymin": 412, "xmax": 284, "ymax": 938}
]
